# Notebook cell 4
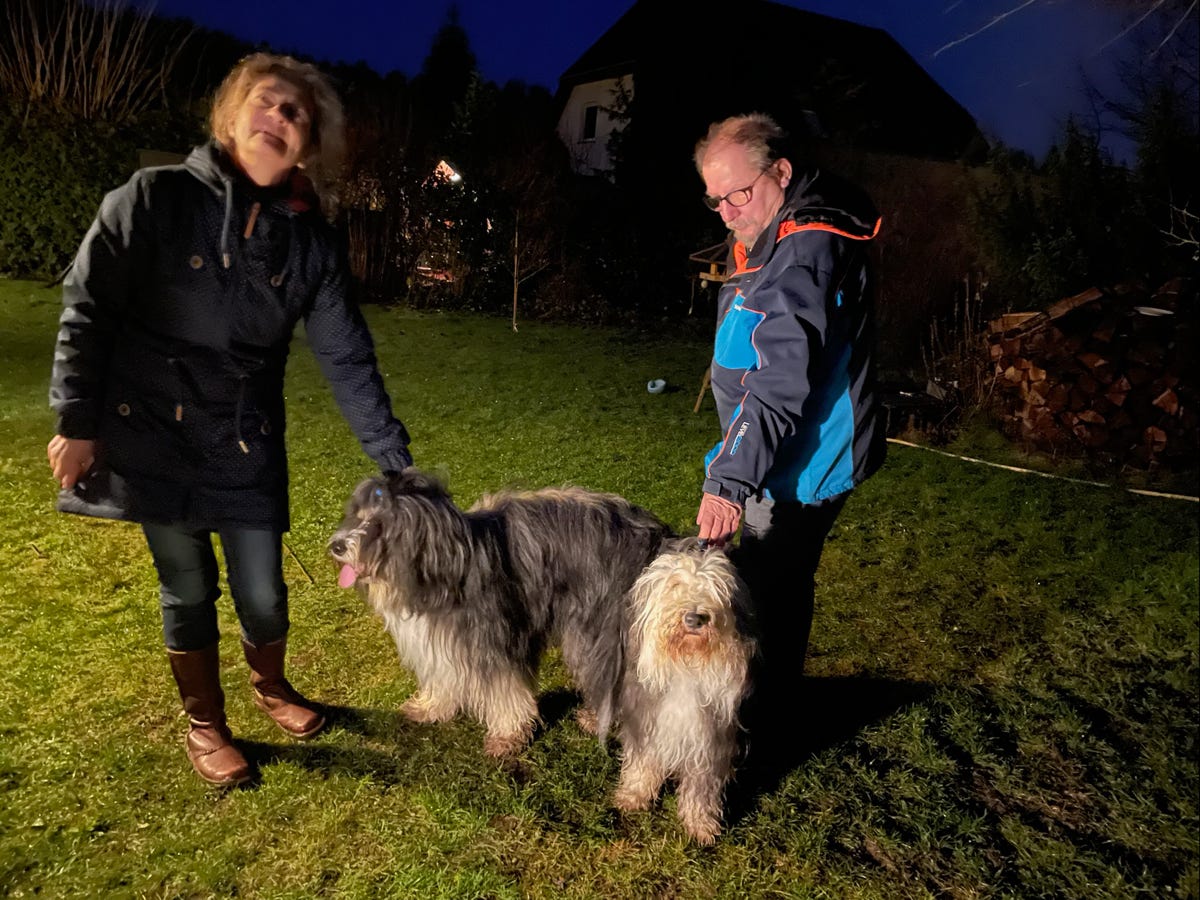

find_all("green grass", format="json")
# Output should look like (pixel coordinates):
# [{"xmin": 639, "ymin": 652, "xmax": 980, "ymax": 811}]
[{"xmin": 1, "ymin": 278, "xmax": 1196, "ymax": 899}]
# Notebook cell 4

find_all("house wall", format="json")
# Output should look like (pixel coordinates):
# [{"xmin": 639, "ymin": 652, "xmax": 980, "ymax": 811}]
[{"xmin": 556, "ymin": 77, "xmax": 633, "ymax": 176}]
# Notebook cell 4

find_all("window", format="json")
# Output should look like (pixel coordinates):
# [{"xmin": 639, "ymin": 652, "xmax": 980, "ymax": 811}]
[{"xmin": 582, "ymin": 104, "xmax": 599, "ymax": 141}]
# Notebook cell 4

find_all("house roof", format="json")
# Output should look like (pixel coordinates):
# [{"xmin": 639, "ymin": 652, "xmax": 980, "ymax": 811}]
[{"xmin": 556, "ymin": 0, "xmax": 986, "ymax": 161}]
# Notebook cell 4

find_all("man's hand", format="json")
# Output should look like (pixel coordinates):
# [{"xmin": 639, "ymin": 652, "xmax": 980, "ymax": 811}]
[
  {"xmin": 696, "ymin": 491, "xmax": 742, "ymax": 548},
  {"xmin": 47, "ymin": 435, "xmax": 96, "ymax": 489}
]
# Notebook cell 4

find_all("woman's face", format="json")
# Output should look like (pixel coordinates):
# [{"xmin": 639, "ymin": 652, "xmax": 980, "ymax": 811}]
[{"xmin": 228, "ymin": 75, "xmax": 312, "ymax": 186}]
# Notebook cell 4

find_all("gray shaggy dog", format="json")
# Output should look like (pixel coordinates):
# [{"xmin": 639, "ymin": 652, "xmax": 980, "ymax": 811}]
[{"xmin": 328, "ymin": 470, "xmax": 673, "ymax": 757}]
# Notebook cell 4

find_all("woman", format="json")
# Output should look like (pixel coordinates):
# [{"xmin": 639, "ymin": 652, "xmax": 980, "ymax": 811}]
[{"xmin": 47, "ymin": 54, "xmax": 412, "ymax": 787}]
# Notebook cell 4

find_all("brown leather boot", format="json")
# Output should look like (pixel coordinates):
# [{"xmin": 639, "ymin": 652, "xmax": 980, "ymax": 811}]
[
  {"xmin": 242, "ymin": 637, "xmax": 326, "ymax": 739},
  {"xmin": 167, "ymin": 645, "xmax": 252, "ymax": 786}
]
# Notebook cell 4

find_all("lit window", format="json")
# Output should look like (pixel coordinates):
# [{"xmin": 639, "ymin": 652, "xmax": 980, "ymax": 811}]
[{"xmin": 582, "ymin": 105, "xmax": 599, "ymax": 141}]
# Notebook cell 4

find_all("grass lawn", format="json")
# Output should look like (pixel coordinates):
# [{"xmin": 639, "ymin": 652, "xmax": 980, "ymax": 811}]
[{"xmin": 1, "ymin": 277, "xmax": 1196, "ymax": 899}]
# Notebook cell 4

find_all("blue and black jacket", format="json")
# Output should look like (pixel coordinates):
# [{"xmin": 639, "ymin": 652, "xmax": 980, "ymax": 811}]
[{"xmin": 704, "ymin": 168, "xmax": 886, "ymax": 506}]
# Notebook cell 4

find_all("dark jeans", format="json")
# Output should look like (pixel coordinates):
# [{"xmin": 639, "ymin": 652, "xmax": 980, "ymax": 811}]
[
  {"xmin": 733, "ymin": 492, "xmax": 847, "ymax": 688},
  {"xmin": 142, "ymin": 524, "xmax": 289, "ymax": 651}
]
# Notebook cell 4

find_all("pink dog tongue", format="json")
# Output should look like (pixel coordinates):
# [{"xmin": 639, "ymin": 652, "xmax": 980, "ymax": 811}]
[{"xmin": 337, "ymin": 564, "xmax": 358, "ymax": 588}]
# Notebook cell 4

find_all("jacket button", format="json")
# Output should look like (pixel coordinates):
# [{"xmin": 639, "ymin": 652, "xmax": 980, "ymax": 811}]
[
  {"xmin": 117, "ymin": 403, "xmax": 131, "ymax": 416},
  {"xmin": 189, "ymin": 255, "xmax": 203, "ymax": 269},
  {"xmin": 260, "ymin": 421, "xmax": 271, "ymax": 435},
  {"xmin": 270, "ymin": 274, "xmax": 284, "ymax": 287}
]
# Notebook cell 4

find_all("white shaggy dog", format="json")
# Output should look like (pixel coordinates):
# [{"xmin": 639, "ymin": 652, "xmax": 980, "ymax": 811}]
[{"xmin": 613, "ymin": 538, "xmax": 755, "ymax": 844}]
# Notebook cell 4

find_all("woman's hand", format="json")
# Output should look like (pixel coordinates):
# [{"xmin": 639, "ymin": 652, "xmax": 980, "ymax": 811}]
[{"xmin": 47, "ymin": 435, "xmax": 96, "ymax": 489}]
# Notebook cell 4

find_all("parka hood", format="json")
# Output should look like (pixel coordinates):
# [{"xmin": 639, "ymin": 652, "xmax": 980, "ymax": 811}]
[
  {"xmin": 183, "ymin": 141, "xmax": 319, "ymax": 273},
  {"xmin": 781, "ymin": 167, "xmax": 881, "ymax": 239},
  {"xmin": 185, "ymin": 141, "xmax": 319, "ymax": 214},
  {"xmin": 738, "ymin": 167, "xmax": 882, "ymax": 270}
]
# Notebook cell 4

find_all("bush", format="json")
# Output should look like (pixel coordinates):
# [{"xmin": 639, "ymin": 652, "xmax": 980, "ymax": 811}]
[{"xmin": 0, "ymin": 103, "xmax": 203, "ymax": 279}]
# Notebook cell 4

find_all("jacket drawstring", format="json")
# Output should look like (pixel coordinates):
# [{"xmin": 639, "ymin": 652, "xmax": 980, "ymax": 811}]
[
  {"xmin": 168, "ymin": 358, "xmax": 184, "ymax": 422},
  {"xmin": 243, "ymin": 202, "xmax": 261, "ymax": 239},
  {"xmin": 234, "ymin": 376, "xmax": 250, "ymax": 454},
  {"xmin": 220, "ymin": 180, "xmax": 234, "ymax": 269}
]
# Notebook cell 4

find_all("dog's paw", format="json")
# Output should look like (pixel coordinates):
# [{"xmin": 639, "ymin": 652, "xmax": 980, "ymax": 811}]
[
  {"xmin": 400, "ymin": 694, "xmax": 453, "ymax": 724},
  {"xmin": 681, "ymin": 813, "xmax": 721, "ymax": 846},
  {"xmin": 483, "ymin": 731, "xmax": 529, "ymax": 758},
  {"xmin": 574, "ymin": 706, "xmax": 599, "ymax": 735},
  {"xmin": 613, "ymin": 786, "xmax": 653, "ymax": 812}
]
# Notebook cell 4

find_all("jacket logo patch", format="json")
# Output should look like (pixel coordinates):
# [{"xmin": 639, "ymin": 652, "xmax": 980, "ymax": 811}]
[{"xmin": 729, "ymin": 421, "xmax": 749, "ymax": 456}]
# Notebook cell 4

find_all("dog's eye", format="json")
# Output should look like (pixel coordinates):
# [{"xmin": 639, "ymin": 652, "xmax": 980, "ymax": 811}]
[{"xmin": 374, "ymin": 487, "xmax": 384, "ymax": 499}]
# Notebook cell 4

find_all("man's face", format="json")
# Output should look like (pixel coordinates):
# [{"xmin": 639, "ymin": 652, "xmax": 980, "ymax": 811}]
[
  {"xmin": 229, "ymin": 75, "xmax": 312, "ymax": 186},
  {"xmin": 701, "ymin": 141, "xmax": 790, "ymax": 248}
]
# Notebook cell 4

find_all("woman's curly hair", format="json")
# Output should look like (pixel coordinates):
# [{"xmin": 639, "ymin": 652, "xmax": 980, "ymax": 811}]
[{"xmin": 209, "ymin": 53, "xmax": 346, "ymax": 209}]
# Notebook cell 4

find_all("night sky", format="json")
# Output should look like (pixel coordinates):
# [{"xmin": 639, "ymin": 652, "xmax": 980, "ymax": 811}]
[{"xmin": 149, "ymin": 0, "xmax": 1142, "ymax": 161}]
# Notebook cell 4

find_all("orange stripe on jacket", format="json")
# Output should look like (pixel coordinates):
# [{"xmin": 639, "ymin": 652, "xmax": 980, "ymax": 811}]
[
  {"xmin": 730, "ymin": 216, "xmax": 881, "ymax": 276},
  {"xmin": 776, "ymin": 217, "xmax": 882, "ymax": 242}
]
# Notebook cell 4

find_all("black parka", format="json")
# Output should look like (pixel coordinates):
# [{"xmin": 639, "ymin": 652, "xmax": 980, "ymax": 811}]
[{"xmin": 50, "ymin": 142, "xmax": 411, "ymax": 529}]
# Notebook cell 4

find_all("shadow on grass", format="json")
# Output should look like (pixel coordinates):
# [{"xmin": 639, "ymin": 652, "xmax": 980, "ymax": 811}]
[
  {"xmin": 232, "ymin": 703, "xmax": 484, "ymax": 784},
  {"xmin": 726, "ymin": 675, "xmax": 934, "ymax": 820},
  {"xmin": 537, "ymin": 687, "xmax": 586, "ymax": 731},
  {"xmin": 234, "ymin": 697, "xmax": 608, "ymax": 787},
  {"xmin": 236, "ymin": 737, "xmax": 408, "ymax": 785}
]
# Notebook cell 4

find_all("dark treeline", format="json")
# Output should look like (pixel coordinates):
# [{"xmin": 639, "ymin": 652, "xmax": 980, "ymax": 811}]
[{"xmin": 1, "ymin": 0, "xmax": 1197, "ymax": 371}]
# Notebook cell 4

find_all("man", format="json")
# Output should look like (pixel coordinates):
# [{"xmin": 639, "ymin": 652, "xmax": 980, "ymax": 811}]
[{"xmin": 694, "ymin": 112, "xmax": 886, "ymax": 688}]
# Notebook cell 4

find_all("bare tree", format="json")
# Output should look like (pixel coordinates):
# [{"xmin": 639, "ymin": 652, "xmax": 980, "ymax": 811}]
[
  {"xmin": 936, "ymin": 0, "xmax": 1197, "ymax": 62},
  {"xmin": 501, "ymin": 181, "xmax": 557, "ymax": 332},
  {"xmin": 0, "ymin": 0, "xmax": 192, "ymax": 123},
  {"xmin": 1163, "ymin": 204, "xmax": 1200, "ymax": 260}
]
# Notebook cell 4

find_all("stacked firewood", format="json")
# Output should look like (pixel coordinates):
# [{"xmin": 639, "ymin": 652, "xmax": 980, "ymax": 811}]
[{"xmin": 986, "ymin": 280, "xmax": 1196, "ymax": 468}]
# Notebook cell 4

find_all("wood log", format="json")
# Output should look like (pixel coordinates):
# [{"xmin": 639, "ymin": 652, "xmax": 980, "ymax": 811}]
[
  {"xmin": 1072, "ymin": 422, "xmax": 1110, "ymax": 448},
  {"xmin": 1109, "ymin": 409, "xmax": 1133, "ymax": 430},
  {"xmin": 1127, "ymin": 366, "xmax": 1154, "ymax": 387},
  {"xmin": 1000, "ymin": 337, "xmax": 1024, "ymax": 357},
  {"xmin": 1047, "ymin": 286, "xmax": 1104, "ymax": 319},
  {"xmin": 1143, "ymin": 426, "xmax": 1168, "ymax": 452},
  {"xmin": 1047, "ymin": 383, "xmax": 1070, "ymax": 412},
  {"xmin": 1152, "ymin": 388, "xmax": 1180, "ymax": 416},
  {"xmin": 982, "ymin": 279, "xmax": 1193, "ymax": 470}
]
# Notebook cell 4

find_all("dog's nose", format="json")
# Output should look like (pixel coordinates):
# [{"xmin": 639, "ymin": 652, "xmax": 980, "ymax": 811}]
[
  {"xmin": 683, "ymin": 611, "xmax": 709, "ymax": 629},
  {"xmin": 329, "ymin": 538, "xmax": 346, "ymax": 556}
]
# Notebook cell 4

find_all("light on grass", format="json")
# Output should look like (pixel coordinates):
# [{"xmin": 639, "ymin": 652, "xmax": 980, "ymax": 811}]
[{"xmin": 0, "ymin": 281, "xmax": 1196, "ymax": 897}]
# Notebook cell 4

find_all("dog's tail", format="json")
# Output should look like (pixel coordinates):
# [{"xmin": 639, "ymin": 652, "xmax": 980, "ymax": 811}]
[
  {"xmin": 593, "ymin": 669, "xmax": 620, "ymax": 744},
  {"xmin": 570, "ymin": 628, "xmax": 624, "ymax": 744}
]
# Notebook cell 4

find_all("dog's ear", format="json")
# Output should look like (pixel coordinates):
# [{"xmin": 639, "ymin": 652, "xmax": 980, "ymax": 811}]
[
  {"xmin": 346, "ymin": 476, "xmax": 386, "ymax": 514},
  {"xmin": 361, "ymin": 476, "xmax": 392, "ymax": 510},
  {"xmin": 387, "ymin": 468, "xmax": 451, "ymax": 503}
]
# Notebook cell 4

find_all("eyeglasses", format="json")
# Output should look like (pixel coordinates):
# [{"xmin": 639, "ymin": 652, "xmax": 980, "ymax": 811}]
[{"xmin": 703, "ymin": 167, "xmax": 771, "ymax": 210}]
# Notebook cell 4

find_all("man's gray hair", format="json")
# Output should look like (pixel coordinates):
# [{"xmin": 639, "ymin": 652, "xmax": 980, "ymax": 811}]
[{"xmin": 694, "ymin": 112, "xmax": 785, "ymax": 174}]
